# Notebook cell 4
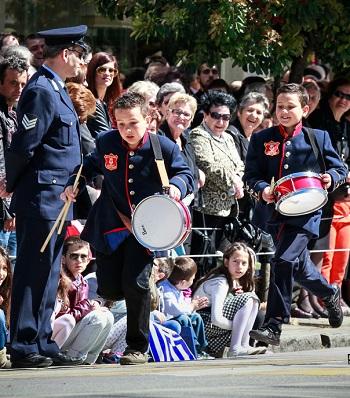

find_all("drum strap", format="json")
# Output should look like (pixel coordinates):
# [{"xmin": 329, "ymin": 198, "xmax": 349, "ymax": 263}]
[
  {"xmin": 305, "ymin": 128, "xmax": 326, "ymax": 173},
  {"xmin": 149, "ymin": 133, "xmax": 170, "ymax": 188}
]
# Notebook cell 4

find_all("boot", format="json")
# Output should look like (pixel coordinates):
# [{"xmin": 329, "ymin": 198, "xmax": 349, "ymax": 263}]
[
  {"xmin": 297, "ymin": 288, "xmax": 320, "ymax": 319},
  {"xmin": 0, "ymin": 347, "xmax": 11, "ymax": 369}
]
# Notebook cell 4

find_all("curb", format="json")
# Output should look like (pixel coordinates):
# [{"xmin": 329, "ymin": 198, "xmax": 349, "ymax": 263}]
[{"xmin": 270, "ymin": 317, "xmax": 350, "ymax": 353}]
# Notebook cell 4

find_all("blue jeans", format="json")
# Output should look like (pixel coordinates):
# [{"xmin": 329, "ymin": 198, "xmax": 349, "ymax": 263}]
[
  {"xmin": 0, "ymin": 230, "xmax": 17, "ymax": 269},
  {"xmin": 0, "ymin": 309, "xmax": 6, "ymax": 349},
  {"xmin": 173, "ymin": 313, "xmax": 208, "ymax": 352}
]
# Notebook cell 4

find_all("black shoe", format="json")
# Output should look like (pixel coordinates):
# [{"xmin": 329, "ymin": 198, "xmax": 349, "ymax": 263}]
[
  {"xmin": 323, "ymin": 284, "xmax": 343, "ymax": 328},
  {"xmin": 11, "ymin": 353, "xmax": 53, "ymax": 368},
  {"xmin": 249, "ymin": 325, "xmax": 281, "ymax": 346},
  {"xmin": 51, "ymin": 352, "xmax": 84, "ymax": 366}
]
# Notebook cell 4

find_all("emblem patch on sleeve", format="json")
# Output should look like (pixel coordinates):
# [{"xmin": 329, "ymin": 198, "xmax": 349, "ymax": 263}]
[
  {"xmin": 264, "ymin": 141, "xmax": 280, "ymax": 156},
  {"xmin": 22, "ymin": 114, "xmax": 38, "ymax": 130},
  {"xmin": 104, "ymin": 153, "xmax": 118, "ymax": 171}
]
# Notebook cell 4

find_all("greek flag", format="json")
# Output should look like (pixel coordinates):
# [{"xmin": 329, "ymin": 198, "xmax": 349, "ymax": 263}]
[{"xmin": 149, "ymin": 321, "xmax": 196, "ymax": 362}]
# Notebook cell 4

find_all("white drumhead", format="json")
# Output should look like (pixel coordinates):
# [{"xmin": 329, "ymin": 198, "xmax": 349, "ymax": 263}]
[
  {"xmin": 277, "ymin": 189, "xmax": 327, "ymax": 216},
  {"xmin": 132, "ymin": 195, "xmax": 186, "ymax": 250}
]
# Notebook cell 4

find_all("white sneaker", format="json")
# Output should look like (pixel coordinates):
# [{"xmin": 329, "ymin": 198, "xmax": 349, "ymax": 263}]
[{"xmin": 227, "ymin": 346, "xmax": 267, "ymax": 358}]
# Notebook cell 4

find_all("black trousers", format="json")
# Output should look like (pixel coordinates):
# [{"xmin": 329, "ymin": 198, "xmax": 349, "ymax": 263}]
[
  {"xmin": 265, "ymin": 224, "xmax": 335, "ymax": 324},
  {"xmin": 10, "ymin": 217, "xmax": 65, "ymax": 360},
  {"xmin": 95, "ymin": 235, "xmax": 153, "ymax": 353}
]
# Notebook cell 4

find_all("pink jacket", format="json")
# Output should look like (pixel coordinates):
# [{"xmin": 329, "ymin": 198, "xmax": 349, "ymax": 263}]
[{"xmin": 57, "ymin": 274, "xmax": 93, "ymax": 322}]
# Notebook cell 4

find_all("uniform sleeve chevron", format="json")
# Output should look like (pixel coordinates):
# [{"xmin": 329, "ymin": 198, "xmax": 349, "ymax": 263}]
[{"xmin": 22, "ymin": 114, "xmax": 38, "ymax": 130}]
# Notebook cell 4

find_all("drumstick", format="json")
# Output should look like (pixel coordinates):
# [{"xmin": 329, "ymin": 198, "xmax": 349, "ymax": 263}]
[
  {"xmin": 40, "ymin": 202, "xmax": 69, "ymax": 253},
  {"xmin": 40, "ymin": 165, "xmax": 82, "ymax": 252},
  {"xmin": 270, "ymin": 176, "xmax": 275, "ymax": 194},
  {"xmin": 57, "ymin": 164, "xmax": 83, "ymax": 234}
]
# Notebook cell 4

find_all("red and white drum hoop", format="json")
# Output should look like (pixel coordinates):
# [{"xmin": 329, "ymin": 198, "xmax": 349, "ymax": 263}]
[
  {"xmin": 131, "ymin": 194, "xmax": 191, "ymax": 251},
  {"xmin": 274, "ymin": 172, "xmax": 328, "ymax": 216}
]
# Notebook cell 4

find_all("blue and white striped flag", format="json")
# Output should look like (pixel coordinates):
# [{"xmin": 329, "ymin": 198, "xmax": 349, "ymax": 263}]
[{"xmin": 149, "ymin": 321, "xmax": 196, "ymax": 362}]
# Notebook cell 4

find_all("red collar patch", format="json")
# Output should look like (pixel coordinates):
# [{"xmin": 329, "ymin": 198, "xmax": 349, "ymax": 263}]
[
  {"xmin": 264, "ymin": 141, "xmax": 280, "ymax": 156},
  {"xmin": 104, "ymin": 153, "xmax": 118, "ymax": 171}
]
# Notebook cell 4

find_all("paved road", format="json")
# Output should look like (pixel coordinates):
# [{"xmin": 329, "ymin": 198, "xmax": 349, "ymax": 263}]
[{"xmin": 0, "ymin": 347, "xmax": 349, "ymax": 398}]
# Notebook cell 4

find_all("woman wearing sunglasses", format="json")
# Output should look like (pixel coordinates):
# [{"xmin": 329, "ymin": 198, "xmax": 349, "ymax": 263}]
[
  {"xmin": 86, "ymin": 52, "xmax": 122, "ymax": 138},
  {"xmin": 190, "ymin": 90, "xmax": 244, "ymax": 256}
]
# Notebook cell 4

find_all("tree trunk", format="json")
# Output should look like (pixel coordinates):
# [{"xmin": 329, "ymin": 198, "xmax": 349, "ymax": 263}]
[{"xmin": 288, "ymin": 47, "xmax": 312, "ymax": 84}]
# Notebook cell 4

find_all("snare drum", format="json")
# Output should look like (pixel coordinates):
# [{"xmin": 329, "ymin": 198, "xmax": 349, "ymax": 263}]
[
  {"xmin": 274, "ymin": 172, "xmax": 328, "ymax": 216},
  {"xmin": 131, "ymin": 194, "xmax": 191, "ymax": 251}
]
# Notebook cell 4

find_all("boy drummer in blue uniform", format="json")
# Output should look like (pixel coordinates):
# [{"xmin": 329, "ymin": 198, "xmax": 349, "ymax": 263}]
[
  {"xmin": 63, "ymin": 92, "xmax": 194, "ymax": 364},
  {"xmin": 244, "ymin": 83, "xmax": 347, "ymax": 346}
]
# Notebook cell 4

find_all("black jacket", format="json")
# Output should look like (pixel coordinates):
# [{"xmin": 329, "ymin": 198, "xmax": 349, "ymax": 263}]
[{"xmin": 0, "ymin": 94, "xmax": 16, "ymax": 222}]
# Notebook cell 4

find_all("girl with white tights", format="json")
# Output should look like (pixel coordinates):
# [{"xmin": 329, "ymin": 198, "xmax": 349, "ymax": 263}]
[{"xmin": 194, "ymin": 242, "xmax": 266, "ymax": 357}]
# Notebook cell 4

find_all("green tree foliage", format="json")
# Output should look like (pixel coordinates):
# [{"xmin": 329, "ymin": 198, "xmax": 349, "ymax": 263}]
[{"xmin": 95, "ymin": 0, "xmax": 350, "ymax": 79}]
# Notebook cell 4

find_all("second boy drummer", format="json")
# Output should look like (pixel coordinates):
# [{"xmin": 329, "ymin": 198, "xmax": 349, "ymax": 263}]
[{"xmin": 244, "ymin": 83, "xmax": 347, "ymax": 345}]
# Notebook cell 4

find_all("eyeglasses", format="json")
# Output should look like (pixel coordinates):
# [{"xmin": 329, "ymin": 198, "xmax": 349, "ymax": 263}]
[
  {"xmin": 333, "ymin": 90, "xmax": 350, "ymax": 101},
  {"xmin": 170, "ymin": 108, "xmax": 192, "ymax": 120},
  {"xmin": 209, "ymin": 111, "xmax": 231, "ymax": 121},
  {"xmin": 96, "ymin": 66, "xmax": 118, "ymax": 77},
  {"xmin": 201, "ymin": 68, "xmax": 219, "ymax": 75},
  {"xmin": 69, "ymin": 253, "xmax": 89, "ymax": 262},
  {"xmin": 68, "ymin": 48, "xmax": 85, "ymax": 61}
]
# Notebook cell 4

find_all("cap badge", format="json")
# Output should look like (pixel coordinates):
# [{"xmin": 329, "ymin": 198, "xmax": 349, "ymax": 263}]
[
  {"xmin": 264, "ymin": 141, "xmax": 280, "ymax": 156},
  {"xmin": 104, "ymin": 153, "xmax": 118, "ymax": 171}
]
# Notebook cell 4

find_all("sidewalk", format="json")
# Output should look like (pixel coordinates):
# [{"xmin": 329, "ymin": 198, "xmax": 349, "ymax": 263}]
[{"xmin": 271, "ymin": 315, "xmax": 350, "ymax": 353}]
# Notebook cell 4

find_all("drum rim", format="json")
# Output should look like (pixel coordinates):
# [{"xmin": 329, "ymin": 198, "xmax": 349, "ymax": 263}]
[
  {"xmin": 275, "ymin": 171, "xmax": 322, "ymax": 186},
  {"xmin": 276, "ymin": 188, "xmax": 328, "ymax": 216},
  {"xmin": 131, "ymin": 194, "xmax": 191, "ymax": 251}
]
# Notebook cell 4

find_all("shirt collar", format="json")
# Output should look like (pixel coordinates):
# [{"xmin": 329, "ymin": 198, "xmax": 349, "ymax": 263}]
[
  {"xmin": 121, "ymin": 130, "xmax": 149, "ymax": 151},
  {"xmin": 42, "ymin": 65, "xmax": 65, "ymax": 87},
  {"xmin": 278, "ymin": 121, "xmax": 302, "ymax": 140}
]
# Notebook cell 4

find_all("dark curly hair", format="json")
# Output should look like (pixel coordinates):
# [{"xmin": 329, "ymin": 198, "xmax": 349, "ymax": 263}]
[
  {"xmin": 0, "ymin": 55, "xmax": 28, "ymax": 83},
  {"xmin": 200, "ymin": 90, "xmax": 237, "ymax": 115}
]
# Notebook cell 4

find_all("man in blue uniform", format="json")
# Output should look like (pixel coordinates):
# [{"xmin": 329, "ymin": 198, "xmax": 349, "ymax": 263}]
[
  {"xmin": 4, "ymin": 26, "xmax": 89, "ymax": 368},
  {"xmin": 244, "ymin": 84, "xmax": 347, "ymax": 346},
  {"xmin": 63, "ymin": 92, "xmax": 194, "ymax": 364}
]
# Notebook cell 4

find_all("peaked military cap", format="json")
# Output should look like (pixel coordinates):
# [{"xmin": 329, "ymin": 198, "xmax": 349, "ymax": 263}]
[{"xmin": 37, "ymin": 25, "xmax": 88, "ymax": 50}]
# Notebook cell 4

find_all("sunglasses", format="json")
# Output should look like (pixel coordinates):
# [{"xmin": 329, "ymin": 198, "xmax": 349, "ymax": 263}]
[
  {"xmin": 333, "ymin": 90, "xmax": 350, "ymax": 101},
  {"xmin": 170, "ymin": 108, "xmax": 192, "ymax": 120},
  {"xmin": 201, "ymin": 68, "xmax": 219, "ymax": 75},
  {"xmin": 96, "ymin": 66, "xmax": 118, "ymax": 77},
  {"xmin": 68, "ymin": 48, "xmax": 85, "ymax": 61},
  {"xmin": 209, "ymin": 111, "xmax": 231, "ymax": 121},
  {"xmin": 69, "ymin": 253, "xmax": 89, "ymax": 262}
]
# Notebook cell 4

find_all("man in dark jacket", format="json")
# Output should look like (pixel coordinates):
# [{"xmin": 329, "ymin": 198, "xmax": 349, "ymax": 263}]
[
  {"xmin": 0, "ymin": 56, "xmax": 28, "ymax": 259},
  {"xmin": 4, "ymin": 26, "xmax": 89, "ymax": 369}
]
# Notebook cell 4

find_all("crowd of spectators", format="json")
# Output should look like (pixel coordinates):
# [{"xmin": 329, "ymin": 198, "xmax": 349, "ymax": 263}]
[{"xmin": 0, "ymin": 27, "xmax": 350, "ymax": 368}]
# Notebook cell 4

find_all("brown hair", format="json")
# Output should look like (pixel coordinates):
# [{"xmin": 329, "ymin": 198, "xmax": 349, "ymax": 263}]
[
  {"xmin": 194, "ymin": 242, "xmax": 255, "ymax": 293},
  {"xmin": 62, "ymin": 236, "xmax": 90, "ymax": 279},
  {"xmin": 0, "ymin": 247, "xmax": 12, "ymax": 327},
  {"xmin": 153, "ymin": 257, "xmax": 175, "ymax": 281},
  {"xmin": 167, "ymin": 257, "xmax": 197, "ymax": 285},
  {"xmin": 86, "ymin": 52, "xmax": 122, "ymax": 107},
  {"xmin": 277, "ymin": 83, "xmax": 309, "ymax": 107},
  {"xmin": 66, "ymin": 82, "xmax": 96, "ymax": 123}
]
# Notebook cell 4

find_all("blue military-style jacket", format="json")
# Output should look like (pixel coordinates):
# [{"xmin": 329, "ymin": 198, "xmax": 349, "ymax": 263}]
[
  {"xmin": 6, "ymin": 66, "xmax": 81, "ymax": 220},
  {"xmin": 72, "ymin": 130, "xmax": 194, "ymax": 254},
  {"xmin": 243, "ymin": 125, "xmax": 347, "ymax": 236}
]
